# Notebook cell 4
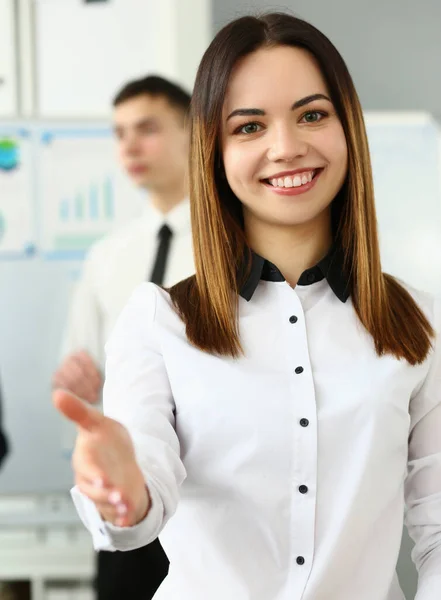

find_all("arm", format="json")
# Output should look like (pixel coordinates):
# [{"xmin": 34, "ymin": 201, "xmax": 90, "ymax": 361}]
[
  {"xmin": 61, "ymin": 250, "xmax": 104, "ymax": 367},
  {"xmin": 405, "ymin": 298, "xmax": 441, "ymax": 600},
  {"xmin": 69, "ymin": 283, "xmax": 186, "ymax": 551}
]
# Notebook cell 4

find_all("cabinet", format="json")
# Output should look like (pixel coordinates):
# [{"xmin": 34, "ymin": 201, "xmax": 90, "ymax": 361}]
[
  {"xmin": 0, "ymin": 0, "xmax": 18, "ymax": 116},
  {"xmin": 0, "ymin": 496, "xmax": 95, "ymax": 600},
  {"xmin": 0, "ymin": 529, "xmax": 95, "ymax": 600},
  {"xmin": 34, "ymin": 0, "xmax": 210, "ymax": 117}
]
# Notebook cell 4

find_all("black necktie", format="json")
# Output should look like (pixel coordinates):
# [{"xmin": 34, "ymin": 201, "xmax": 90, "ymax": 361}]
[{"xmin": 149, "ymin": 224, "xmax": 173, "ymax": 285}]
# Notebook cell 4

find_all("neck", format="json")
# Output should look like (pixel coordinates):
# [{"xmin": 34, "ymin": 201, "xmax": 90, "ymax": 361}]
[
  {"xmin": 147, "ymin": 179, "xmax": 188, "ymax": 215},
  {"xmin": 245, "ymin": 210, "xmax": 333, "ymax": 287}
]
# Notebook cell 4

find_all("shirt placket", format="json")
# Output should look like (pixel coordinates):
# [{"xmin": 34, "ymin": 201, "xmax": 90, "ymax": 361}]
[{"xmin": 286, "ymin": 290, "xmax": 317, "ymax": 599}]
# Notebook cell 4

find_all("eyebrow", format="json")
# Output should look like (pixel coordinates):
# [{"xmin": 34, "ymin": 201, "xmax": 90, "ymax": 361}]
[
  {"xmin": 114, "ymin": 117, "xmax": 159, "ymax": 132},
  {"xmin": 226, "ymin": 93, "xmax": 332, "ymax": 121}
]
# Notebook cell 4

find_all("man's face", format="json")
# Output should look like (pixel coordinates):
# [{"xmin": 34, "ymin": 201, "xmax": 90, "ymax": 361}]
[{"xmin": 113, "ymin": 94, "xmax": 188, "ymax": 191}]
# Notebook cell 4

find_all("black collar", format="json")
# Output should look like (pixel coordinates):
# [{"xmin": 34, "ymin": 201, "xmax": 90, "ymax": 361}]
[{"xmin": 239, "ymin": 245, "xmax": 350, "ymax": 303}]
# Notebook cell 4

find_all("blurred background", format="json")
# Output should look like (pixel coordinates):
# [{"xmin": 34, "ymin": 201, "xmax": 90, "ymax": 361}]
[{"xmin": 0, "ymin": 1, "xmax": 440, "ymax": 599}]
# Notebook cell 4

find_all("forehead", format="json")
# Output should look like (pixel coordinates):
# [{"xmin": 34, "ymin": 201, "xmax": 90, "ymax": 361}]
[
  {"xmin": 113, "ymin": 94, "xmax": 179, "ymax": 125},
  {"xmin": 223, "ymin": 46, "xmax": 329, "ymax": 114}
]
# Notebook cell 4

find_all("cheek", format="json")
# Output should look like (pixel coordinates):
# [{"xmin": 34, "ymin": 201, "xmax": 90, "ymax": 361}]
[
  {"xmin": 141, "ymin": 136, "xmax": 164, "ymax": 158},
  {"xmin": 223, "ymin": 143, "xmax": 261, "ymax": 188},
  {"xmin": 325, "ymin": 128, "xmax": 348, "ymax": 175},
  {"xmin": 116, "ymin": 142, "xmax": 128, "ymax": 161}
]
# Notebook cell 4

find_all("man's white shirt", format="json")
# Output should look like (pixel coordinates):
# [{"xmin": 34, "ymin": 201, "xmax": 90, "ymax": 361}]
[{"xmin": 62, "ymin": 198, "xmax": 194, "ymax": 368}]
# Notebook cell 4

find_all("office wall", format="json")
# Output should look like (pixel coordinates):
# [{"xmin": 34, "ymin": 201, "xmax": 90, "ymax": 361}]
[{"xmin": 212, "ymin": 0, "xmax": 441, "ymax": 118}]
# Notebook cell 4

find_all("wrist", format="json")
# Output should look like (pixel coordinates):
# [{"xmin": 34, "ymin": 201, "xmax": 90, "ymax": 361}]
[{"xmin": 135, "ymin": 485, "xmax": 151, "ymax": 525}]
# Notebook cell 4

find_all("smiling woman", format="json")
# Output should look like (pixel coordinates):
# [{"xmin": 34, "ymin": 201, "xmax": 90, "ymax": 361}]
[
  {"xmin": 58, "ymin": 12, "xmax": 441, "ymax": 600},
  {"xmin": 170, "ymin": 13, "xmax": 432, "ymax": 364}
]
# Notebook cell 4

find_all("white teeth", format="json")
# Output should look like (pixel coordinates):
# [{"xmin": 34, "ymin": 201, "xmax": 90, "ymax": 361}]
[{"xmin": 268, "ymin": 171, "xmax": 315, "ymax": 188}]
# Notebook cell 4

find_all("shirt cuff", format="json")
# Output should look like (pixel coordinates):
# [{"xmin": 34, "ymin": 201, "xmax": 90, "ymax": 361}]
[{"xmin": 70, "ymin": 482, "xmax": 164, "ymax": 552}]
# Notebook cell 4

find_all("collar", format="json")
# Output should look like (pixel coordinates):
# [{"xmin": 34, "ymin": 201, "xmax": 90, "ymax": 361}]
[
  {"xmin": 239, "ymin": 244, "xmax": 350, "ymax": 303},
  {"xmin": 141, "ymin": 197, "xmax": 191, "ymax": 235}
]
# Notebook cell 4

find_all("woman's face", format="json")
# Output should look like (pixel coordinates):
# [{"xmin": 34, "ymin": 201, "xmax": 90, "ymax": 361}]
[{"xmin": 221, "ymin": 45, "xmax": 348, "ymax": 230}]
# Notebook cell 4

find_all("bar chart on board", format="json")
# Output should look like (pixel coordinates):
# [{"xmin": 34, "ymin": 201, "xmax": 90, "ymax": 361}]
[{"xmin": 38, "ymin": 127, "xmax": 141, "ymax": 258}]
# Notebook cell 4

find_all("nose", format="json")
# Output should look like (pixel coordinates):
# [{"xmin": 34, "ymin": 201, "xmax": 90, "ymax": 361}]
[
  {"xmin": 266, "ymin": 124, "xmax": 308, "ymax": 163},
  {"xmin": 120, "ymin": 133, "xmax": 141, "ymax": 157}
]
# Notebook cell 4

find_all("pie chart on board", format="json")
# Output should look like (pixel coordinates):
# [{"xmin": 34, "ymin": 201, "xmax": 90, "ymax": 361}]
[{"xmin": 0, "ymin": 138, "xmax": 20, "ymax": 171}]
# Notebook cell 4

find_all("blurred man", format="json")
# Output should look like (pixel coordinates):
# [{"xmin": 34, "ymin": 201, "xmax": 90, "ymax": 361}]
[{"xmin": 53, "ymin": 75, "xmax": 194, "ymax": 599}]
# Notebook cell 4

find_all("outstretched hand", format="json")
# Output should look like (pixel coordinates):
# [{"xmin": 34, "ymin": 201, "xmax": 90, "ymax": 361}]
[{"xmin": 53, "ymin": 389, "xmax": 150, "ymax": 527}]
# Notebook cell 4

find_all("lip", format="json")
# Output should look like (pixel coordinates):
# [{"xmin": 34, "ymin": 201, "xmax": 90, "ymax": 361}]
[
  {"xmin": 262, "ymin": 168, "xmax": 323, "ymax": 196},
  {"xmin": 128, "ymin": 165, "xmax": 148, "ymax": 175},
  {"xmin": 262, "ymin": 167, "xmax": 323, "ymax": 180}
]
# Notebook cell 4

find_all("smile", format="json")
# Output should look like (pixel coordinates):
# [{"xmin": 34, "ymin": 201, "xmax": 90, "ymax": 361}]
[{"xmin": 261, "ymin": 169, "xmax": 323, "ymax": 196}]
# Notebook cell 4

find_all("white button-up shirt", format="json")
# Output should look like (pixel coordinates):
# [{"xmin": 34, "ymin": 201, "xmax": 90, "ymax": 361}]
[
  {"xmin": 72, "ymin": 251, "xmax": 441, "ymax": 600},
  {"xmin": 62, "ymin": 198, "xmax": 194, "ymax": 368}
]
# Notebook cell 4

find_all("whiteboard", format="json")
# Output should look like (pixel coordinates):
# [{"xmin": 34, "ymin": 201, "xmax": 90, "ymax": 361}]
[
  {"xmin": 365, "ymin": 112, "xmax": 441, "ymax": 296},
  {"xmin": 0, "ymin": 125, "xmax": 36, "ymax": 257},
  {"xmin": 0, "ymin": 121, "xmax": 143, "ymax": 494}
]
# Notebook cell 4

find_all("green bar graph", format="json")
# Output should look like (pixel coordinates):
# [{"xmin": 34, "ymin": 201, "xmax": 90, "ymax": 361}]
[{"xmin": 74, "ymin": 192, "xmax": 85, "ymax": 220}]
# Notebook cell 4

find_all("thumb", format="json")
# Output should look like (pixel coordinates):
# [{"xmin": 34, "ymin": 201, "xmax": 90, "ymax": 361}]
[{"xmin": 53, "ymin": 388, "xmax": 104, "ymax": 432}]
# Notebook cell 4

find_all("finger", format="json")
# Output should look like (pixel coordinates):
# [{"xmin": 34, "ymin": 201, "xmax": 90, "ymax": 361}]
[
  {"xmin": 53, "ymin": 389, "xmax": 104, "ymax": 432},
  {"xmin": 66, "ymin": 361, "xmax": 99, "ymax": 400},
  {"xmin": 54, "ymin": 361, "xmax": 96, "ymax": 402},
  {"xmin": 77, "ymin": 479, "xmax": 127, "ymax": 510},
  {"xmin": 72, "ymin": 459, "xmax": 111, "ymax": 489},
  {"xmin": 74, "ymin": 352, "xmax": 103, "ymax": 388},
  {"xmin": 52, "ymin": 372, "xmax": 68, "ymax": 390},
  {"xmin": 94, "ymin": 503, "xmax": 131, "ymax": 527},
  {"xmin": 76, "ymin": 474, "xmax": 111, "ymax": 491}
]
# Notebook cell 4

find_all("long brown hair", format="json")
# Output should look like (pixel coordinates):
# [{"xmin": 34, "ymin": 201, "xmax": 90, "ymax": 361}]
[{"xmin": 169, "ymin": 12, "xmax": 433, "ymax": 365}]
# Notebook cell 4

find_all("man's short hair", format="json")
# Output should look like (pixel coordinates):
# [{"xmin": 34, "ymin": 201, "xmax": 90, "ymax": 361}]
[{"xmin": 113, "ymin": 75, "xmax": 191, "ymax": 120}]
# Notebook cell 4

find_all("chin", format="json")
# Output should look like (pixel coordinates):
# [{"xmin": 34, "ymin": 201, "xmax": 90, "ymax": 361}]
[
  {"xmin": 260, "ymin": 205, "xmax": 328, "ymax": 227},
  {"xmin": 132, "ymin": 176, "xmax": 152, "ymax": 188}
]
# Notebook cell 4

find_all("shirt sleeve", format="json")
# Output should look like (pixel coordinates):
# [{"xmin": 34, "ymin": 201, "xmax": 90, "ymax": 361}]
[
  {"xmin": 60, "ymin": 248, "xmax": 104, "ymax": 368},
  {"xmin": 405, "ymin": 297, "xmax": 441, "ymax": 600},
  {"xmin": 70, "ymin": 283, "xmax": 186, "ymax": 551}
]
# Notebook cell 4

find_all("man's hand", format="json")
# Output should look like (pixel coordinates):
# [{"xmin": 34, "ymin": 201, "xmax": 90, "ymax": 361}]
[
  {"xmin": 53, "ymin": 351, "xmax": 102, "ymax": 404},
  {"xmin": 53, "ymin": 389, "xmax": 150, "ymax": 527}
]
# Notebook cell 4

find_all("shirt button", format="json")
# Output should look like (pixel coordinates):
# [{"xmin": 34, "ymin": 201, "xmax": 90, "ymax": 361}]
[
  {"xmin": 299, "ymin": 485, "xmax": 308, "ymax": 494},
  {"xmin": 295, "ymin": 366, "xmax": 304, "ymax": 374},
  {"xmin": 300, "ymin": 418, "xmax": 309, "ymax": 427},
  {"xmin": 306, "ymin": 272, "xmax": 316, "ymax": 284},
  {"xmin": 296, "ymin": 556, "xmax": 305, "ymax": 565},
  {"xmin": 289, "ymin": 315, "xmax": 298, "ymax": 324}
]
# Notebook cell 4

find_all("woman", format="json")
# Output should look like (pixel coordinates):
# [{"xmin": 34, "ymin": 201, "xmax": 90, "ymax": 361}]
[{"xmin": 55, "ymin": 12, "xmax": 441, "ymax": 600}]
